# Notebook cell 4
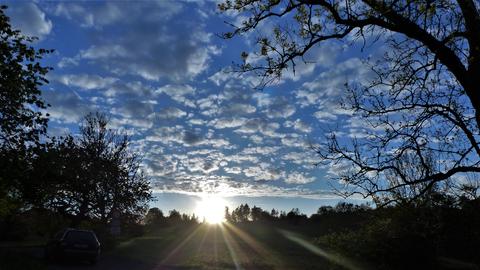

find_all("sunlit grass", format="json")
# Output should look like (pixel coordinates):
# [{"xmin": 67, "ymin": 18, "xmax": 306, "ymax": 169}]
[{"xmin": 102, "ymin": 223, "xmax": 358, "ymax": 269}]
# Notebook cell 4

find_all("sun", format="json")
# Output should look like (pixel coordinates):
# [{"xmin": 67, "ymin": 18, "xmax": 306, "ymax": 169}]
[{"xmin": 195, "ymin": 196, "xmax": 226, "ymax": 224}]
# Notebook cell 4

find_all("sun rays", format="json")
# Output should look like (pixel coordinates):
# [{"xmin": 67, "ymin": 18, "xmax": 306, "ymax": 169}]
[{"xmin": 156, "ymin": 217, "xmax": 363, "ymax": 270}]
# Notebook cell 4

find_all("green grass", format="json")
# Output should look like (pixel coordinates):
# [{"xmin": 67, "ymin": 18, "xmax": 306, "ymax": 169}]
[
  {"xmin": 104, "ymin": 223, "xmax": 339, "ymax": 270},
  {"xmin": 0, "ymin": 223, "xmax": 360, "ymax": 269}
]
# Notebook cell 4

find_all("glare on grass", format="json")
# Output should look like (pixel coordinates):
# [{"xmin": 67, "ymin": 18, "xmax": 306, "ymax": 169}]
[{"xmin": 195, "ymin": 195, "xmax": 226, "ymax": 224}]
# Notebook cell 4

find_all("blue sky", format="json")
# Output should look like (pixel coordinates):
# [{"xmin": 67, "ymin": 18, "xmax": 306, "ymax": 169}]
[{"xmin": 6, "ymin": 1, "xmax": 375, "ymax": 215}]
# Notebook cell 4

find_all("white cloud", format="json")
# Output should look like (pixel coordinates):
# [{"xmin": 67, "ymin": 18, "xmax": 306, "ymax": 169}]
[
  {"xmin": 243, "ymin": 165, "xmax": 284, "ymax": 181},
  {"xmin": 282, "ymin": 44, "xmax": 339, "ymax": 81},
  {"xmin": 156, "ymin": 107, "xmax": 187, "ymax": 119},
  {"xmin": 7, "ymin": 3, "xmax": 52, "ymax": 39},
  {"xmin": 285, "ymin": 172, "xmax": 316, "ymax": 184},
  {"xmin": 254, "ymin": 94, "xmax": 296, "ymax": 119},
  {"xmin": 209, "ymin": 117, "xmax": 247, "ymax": 129},
  {"xmin": 54, "ymin": 1, "xmax": 181, "ymax": 29},
  {"xmin": 225, "ymin": 167, "xmax": 242, "ymax": 174},
  {"xmin": 284, "ymin": 119, "xmax": 312, "ymax": 133},
  {"xmin": 54, "ymin": 74, "xmax": 118, "ymax": 90},
  {"xmin": 313, "ymin": 111, "xmax": 338, "ymax": 122},
  {"xmin": 55, "ymin": 2, "xmax": 216, "ymax": 81},
  {"xmin": 43, "ymin": 89, "xmax": 94, "ymax": 123},
  {"xmin": 235, "ymin": 118, "xmax": 283, "ymax": 138},
  {"xmin": 220, "ymin": 102, "xmax": 256, "ymax": 115}
]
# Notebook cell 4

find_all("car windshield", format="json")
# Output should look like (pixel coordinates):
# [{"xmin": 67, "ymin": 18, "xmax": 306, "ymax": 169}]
[{"xmin": 64, "ymin": 231, "xmax": 97, "ymax": 244}]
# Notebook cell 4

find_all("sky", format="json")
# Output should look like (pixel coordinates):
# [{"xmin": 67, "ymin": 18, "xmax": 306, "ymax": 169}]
[{"xmin": 6, "ymin": 1, "xmax": 375, "ymax": 216}]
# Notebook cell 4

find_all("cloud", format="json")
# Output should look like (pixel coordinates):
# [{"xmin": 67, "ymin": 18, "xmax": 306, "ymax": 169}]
[
  {"xmin": 313, "ymin": 111, "xmax": 339, "ymax": 122},
  {"xmin": 57, "ymin": 2, "xmax": 217, "ymax": 82},
  {"xmin": 146, "ymin": 126, "xmax": 233, "ymax": 150},
  {"xmin": 7, "ymin": 3, "xmax": 52, "ymax": 39},
  {"xmin": 284, "ymin": 119, "xmax": 312, "ymax": 133},
  {"xmin": 150, "ymin": 170, "xmax": 337, "ymax": 199},
  {"xmin": 43, "ymin": 89, "xmax": 93, "ymax": 123},
  {"xmin": 156, "ymin": 107, "xmax": 187, "ymax": 119},
  {"xmin": 225, "ymin": 167, "xmax": 242, "ymax": 174},
  {"xmin": 156, "ymin": 84, "xmax": 196, "ymax": 108},
  {"xmin": 53, "ymin": 74, "xmax": 118, "ymax": 90},
  {"xmin": 249, "ymin": 134, "xmax": 263, "ymax": 144},
  {"xmin": 295, "ymin": 58, "xmax": 371, "ymax": 108},
  {"xmin": 110, "ymin": 99, "xmax": 154, "ymax": 124},
  {"xmin": 241, "ymin": 146, "xmax": 280, "ymax": 155},
  {"xmin": 8, "ymin": 1, "xmax": 372, "ymax": 201},
  {"xmin": 104, "ymin": 81, "xmax": 154, "ymax": 99},
  {"xmin": 235, "ymin": 118, "xmax": 283, "ymax": 138},
  {"xmin": 243, "ymin": 164, "xmax": 284, "ymax": 181},
  {"xmin": 282, "ymin": 152, "xmax": 318, "ymax": 169},
  {"xmin": 285, "ymin": 172, "xmax": 316, "ymax": 184},
  {"xmin": 189, "ymin": 118, "xmax": 208, "ymax": 126},
  {"xmin": 254, "ymin": 93, "xmax": 296, "ymax": 119},
  {"xmin": 183, "ymin": 131, "xmax": 204, "ymax": 145},
  {"xmin": 281, "ymin": 134, "xmax": 308, "ymax": 148},
  {"xmin": 53, "ymin": 1, "xmax": 181, "ymax": 29},
  {"xmin": 220, "ymin": 102, "xmax": 256, "ymax": 115},
  {"xmin": 210, "ymin": 117, "xmax": 247, "ymax": 129},
  {"xmin": 282, "ymin": 44, "xmax": 339, "ymax": 81}
]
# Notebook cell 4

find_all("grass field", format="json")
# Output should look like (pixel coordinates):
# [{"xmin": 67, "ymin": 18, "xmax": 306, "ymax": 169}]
[
  {"xmin": 3, "ymin": 223, "xmax": 478, "ymax": 270},
  {"xmin": 48, "ymin": 223, "xmax": 357, "ymax": 270}
]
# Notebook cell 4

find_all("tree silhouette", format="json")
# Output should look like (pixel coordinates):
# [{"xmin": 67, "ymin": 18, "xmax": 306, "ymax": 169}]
[
  {"xmin": 220, "ymin": 0, "xmax": 480, "ymax": 204},
  {"xmin": 145, "ymin": 207, "xmax": 165, "ymax": 227},
  {"xmin": 231, "ymin": 204, "xmax": 251, "ymax": 222},
  {"xmin": 0, "ymin": 5, "xmax": 51, "ymax": 150},
  {"xmin": 0, "ymin": 5, "xmax": 52, "ymax": 218},
  {"xmin": 38, "ymin": 113, "xmax": 152, "ymax": 224}
]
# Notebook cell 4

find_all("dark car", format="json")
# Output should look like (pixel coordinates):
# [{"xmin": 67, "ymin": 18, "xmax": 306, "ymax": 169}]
[{"xmin": 46, "ymin": 228, "xmax": 101, "ymax": 264}]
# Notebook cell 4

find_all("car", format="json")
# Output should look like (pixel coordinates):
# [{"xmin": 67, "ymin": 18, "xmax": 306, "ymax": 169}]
[{"xmin": 45, "ymin": 228, "xmax": 101, "ymax": 264}]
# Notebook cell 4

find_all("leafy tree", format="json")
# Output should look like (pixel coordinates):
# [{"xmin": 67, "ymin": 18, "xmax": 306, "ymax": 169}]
[
  {"xmin": 0, "ymin": 5, "xmax": 51, "ymax": 149},
  {"xmin": 284, "ymin": 208, "xmax": 308, "ymax": 224},
  {"xmin": 250, "ymin": 205, "xmax": 273, "ymax": 222},
  {"xmin": 270, "ymin": 208, "xmax": 279, "ymax": 218},
  {"xmin": 0, "ymin": 5, "xmax": 52, "ymax": 217},
  {"xmin": 39, "ymin": 113, "xmax": 152, "ymax": 224},
  {"xmin": 78, "ymin": 112, "xmax": 151, "ymax": 222},
  {"xmin": 316, "ymin": 205, "xmax": 334, "ymax": 216},
  {"xmin": 231, "ymin": 203, "xmax": 251, "ymax": 222},
  {"xmin": 145, "ymin": 207, "xmax": 165, "ymax": 227},
  {"xmin": 167, "ymin": 209, "xmax": 182, "ymax": 224},
  {"xmin": 220, "ymin": 0, "xmax": 480, "ymax": 204}
]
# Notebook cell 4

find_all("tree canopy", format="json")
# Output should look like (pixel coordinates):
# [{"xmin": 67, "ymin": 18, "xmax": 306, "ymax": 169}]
[
  {"xmin": 0, "ymin": 5, "xmax": 51, "ymax": 150},
  {"xmin": 39, "ymin": 113, "xmax": 152, "ymax": 224},
  {"xmin": 0, "ymin": 5, "xmax": 52, "ymax": 217},
  {"xmin": 220, "ymin": 0, "xmax": 480, "ymax": 204}
]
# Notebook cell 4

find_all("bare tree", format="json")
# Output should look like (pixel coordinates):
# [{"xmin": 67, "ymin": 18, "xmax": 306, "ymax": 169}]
[{"xmin": 220, "ymin": 0, "xmax": 480, "ymax": 204}]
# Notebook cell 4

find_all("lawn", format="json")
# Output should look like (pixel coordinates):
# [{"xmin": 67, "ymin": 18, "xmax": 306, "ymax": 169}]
[{"xmin": 94, "ymin": 223, "xmax": 350, "ymax": 270}]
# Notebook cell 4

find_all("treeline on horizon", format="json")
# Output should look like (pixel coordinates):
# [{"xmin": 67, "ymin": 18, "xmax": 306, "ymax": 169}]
[{"xmin": 144, "ymin": 201, "xmax": 371, "ymax": 226}]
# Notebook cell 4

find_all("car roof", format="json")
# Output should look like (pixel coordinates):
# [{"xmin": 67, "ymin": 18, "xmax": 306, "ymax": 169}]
[{"xmin": 64, "ymin": 228, "xmax": 97, "ymax": 234}]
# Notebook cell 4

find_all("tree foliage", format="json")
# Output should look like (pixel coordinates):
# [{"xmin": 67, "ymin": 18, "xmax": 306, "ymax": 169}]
[
  {"xmin": 220, "ymin": 0, "xmax": 480, "ymax": 204},
  {"xmin": 0, "ymin": 5, "xmax": 52, "ymax": 217},
  {"xmin": 0, "ymin": 5, "xmax": 51, "ymax": 149},
  {"xmin": 34, "ymin": 113, "xmax": 152, "ymax": 224}
]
